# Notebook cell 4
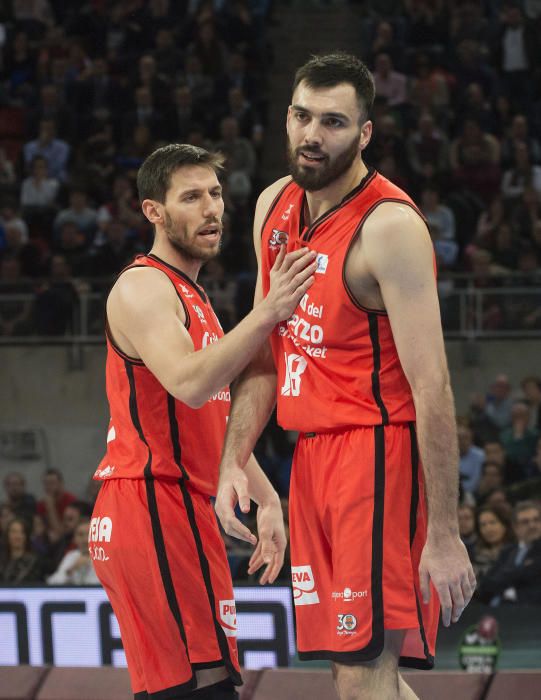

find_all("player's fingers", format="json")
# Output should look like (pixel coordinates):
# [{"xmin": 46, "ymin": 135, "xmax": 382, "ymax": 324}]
[
  {"xmin": 234, "ymin": 478, "xmax": 251, "ymax": 514},
  {"xmin": 460, "ymin": 575, "xmax": 473, "ymax": 610},
  {"xmin": 271, "ymin": 244, "xmax": 286, "ymax": 271},
  {"xmin": 265, "ymin": 548, "xmax": 285, "ymax": 585},
  {"xmin": 281, "ymin": 247, "xmax": 314, "ymax": 272},
  {"xmin": 284, "ymin": 251, "xmax": 317, "ymax": 279},
  {"xmin": 450, "ymin": 580, "xmax": 465, "ymax": 623},
  {"xmin": 226, "ymin": 516, "xmax": 257, "ymax": 545},
  {"xmin": 436, "ymin": 584, "xmax": 453, "ymax": 627},
  {"xmin": 292, "ymin": 275, "xmax": 315, "ymax": 302},
  {"xmin": 248, "ymin": 545, "xmax": 265, "ymax": 574},
  {"xmin": 468, "ymin": 566, "xmax": 477, "ymax": 591},
  {"xmin": 419, "ymin": 565, "xmax": 431, "ymax": 605}
]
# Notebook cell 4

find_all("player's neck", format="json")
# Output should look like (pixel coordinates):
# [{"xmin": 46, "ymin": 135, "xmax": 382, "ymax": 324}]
[
  {"xmin": 149, "ymin": 240, "xmax": 202, "ymax": 282},
  {"xmin": 304, "ymin": 160, "xmax": 368, "ymax": 225}
]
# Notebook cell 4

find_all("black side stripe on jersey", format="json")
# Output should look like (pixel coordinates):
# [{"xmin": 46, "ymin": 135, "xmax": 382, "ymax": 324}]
[
  {"xmin": 297, "ymin": 424, "xmax": 386, "ymax": 664},
  {"xmin": 167, "ymin": 394, "xmax": 189, "ymax": 481},
  {"xmin": 178, "ymin": 480, "xmax": 242, "ymax": 687},
  {"xmin": 367, "ymin": 314, "xmax": 390, "ymax": 425},
  {"xmin": 400, "ymin": 422, "xmax": 433, "ymax": 670},
  {"xmin": 125, "ymin": 362, "xmax": 192, "ymax": 667}
]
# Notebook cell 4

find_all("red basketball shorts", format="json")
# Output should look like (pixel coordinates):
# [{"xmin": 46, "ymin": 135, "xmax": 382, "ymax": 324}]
[
  {"xmin": 90, "ymin": 478, "xmax": 241, "ymax": 697},
  {"xmin": 289, "ymin": 423, "xmax": 439, "ymax": 667}
]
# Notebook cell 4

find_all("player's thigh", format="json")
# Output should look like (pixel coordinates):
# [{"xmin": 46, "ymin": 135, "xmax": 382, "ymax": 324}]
[{"xmin": 332, "ymin": 629, "xmax": 406, "ymax": 700}]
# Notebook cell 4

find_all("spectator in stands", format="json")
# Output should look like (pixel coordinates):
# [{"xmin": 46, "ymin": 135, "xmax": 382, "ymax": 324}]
[
  {"xmin": 95, "ymin": 174, "xmax": 145, "ymax": 245},
  {"xmin": 0, "ymin": 257, "xmax": 33, "ymax": 336},
  {"xmin": 123, "ymin": 86, "xmax": 168, "ymax": 143},
  {"xmin": 369, "ymin": 114, "xmax": 406, "ymax": 177},
  {"xmin": 47, "ymin": 500, "xmax": 88, "ymax": 570},
  {"xmin": 152, "ymin": 28, "xmax": 184, "ymax": 76},
  {"xmin": 54, "ymin": 222, "xmax": 89, "ymax": 277},
  {"xmin": 474, "ymin": 195, "xmax": 509, "ymax": 250},
  {"xmin": 226, "ymin": 86, "xmax": 264, "ymax": 150},
  {"xmin": 458, "ymin": 423, "xmax": 486, "ymax": 495},
  {"xmin": 187, "ymin": 19, "xmax": 228, "ymax": 79},
  {"xmin": 458, "ymin": 503, "xmax": 477, "ymax": 559},
  {"xmin": 450, "ymin": 118, "xmax": 501, "ymax": 203},
  {"xmin": 87, "ymin": 220, "xmax": 142, "ymax": 277},
  {"xmin": 501, "ymin": 114, "xmax": 541, "ymax": 168},
  {"xmin": 525, "ymin": 437, "xmax": 541, "ymax": 480},
  {"xmin": 216, "ymin": 115, "xmax": 256, "ymax": 190},
  {"xmin": 0, "ymin": 517, "xmax": 44, "ymax": 584},
  {"xmin": 367, "ymin": 20, "xmax": 403, "ymax": 67},
  {"xmin": 183, "ymin": 54, "xmax": 215, "ymax": 109},
  {"xmin": 26, "ymin": 84, "xmax": 73, "ymax": 141},
  {"xmin": 0, "ymin": 503, "xmax": 15, "ymax": 539},
  {"xmin": 133, "ymin": 54, "xmax": 170, "ymax": 110},
  {"xmin": 500, "ymin": 401, "xmax": 539, "ymax": 474},
  {"xmin": 0, "ymin": 147, "xmax": 16, "ymax": 188},
  {"xmin": 406, "ymin": 111, "xmax": 449, "ymax": 186},
  {"xmin": 522, "ymin": 376, "xmax": 541, "ymax": 431},
  {"xmin": 54, "ymin": 189, "xmax": 98, "ymax": 242},
  {"xmin": 23, "ymin": 118, "xmax": 70, "ymax": 182},
  {"xmin": 30, "ymin": 512, "xmax": 54, "ymax": 572},
  {"xmin": 485, "ymin": 374, "xmax": 514, "ymax": 430},
  {"xmin": 36, "ymin": 468, "xmax": 76, "ymax": 531},
  {"xmin": 476, "ymin": 462, "xmax": 506, "ymax": 505},
  {"xmin": 460, "ymin": 82, "xmax": 496, "ymax": 134},
  {"xmin": 2, "ymin": 473, "xmax": 36, "ymax": 524},
  {"xmin": 34, "ymin": 254, "xmax": 80, "ymax": 335},
  {"xmin": 20, "ymin": 155, "xmax": 60, "ymax": 209},
  {"xmin": 471, "ymin": 505, "xmax": 515, "ymax": 583},
  {"xmin": 421, "ymin": 185, "xmax": 458, "ymax": 268},
  {"xmin": 491, "ymin": 222, "xmax": 518, "ymax": 269},
  {"xmin": 501, "ymin": 141, "xmax": 541, "ymax": 202},
  {"xmin": 47, "ymin": 519, "xmax": 99, "ymax": 585},
  {"xmin": 477, "ymin": 501, "xmax": 541, "ymax": 605},
  {"xmin": 496, "ymin": 5, "xmax": 537, "ymax": 112},
  {"xmin": 484, "ymin": 488, "xmax": 513, "ymax": 517},
  {"xmin": 483, "ymin": 441, "xmax": 514, "ymax": 483},
  {"xmin": 169, "ymin": 85, "xmax": 204, "ymax": 142},
  {"xmin": 514, "ymin": 186, "xmax": 541, "ymax": 251},
  {"xmin": 407, "ymin": 52, "xmax": 450, "ymax": 123},
  {"xmin": 371, "ymin": 52, "xmax": 407, "ymax": 110},
  {"xmin": 1, "ymin": 222, "xmax": 44, "ymax": 277}
]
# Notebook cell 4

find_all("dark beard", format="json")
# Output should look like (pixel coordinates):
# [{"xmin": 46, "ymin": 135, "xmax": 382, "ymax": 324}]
[
  {"xmin": 163, "ymin": 212, "xmax": 220, "ymax": 262},
  {"xmin": 287, "ymin": 133, "xmax": 361, "ymax": 191}
]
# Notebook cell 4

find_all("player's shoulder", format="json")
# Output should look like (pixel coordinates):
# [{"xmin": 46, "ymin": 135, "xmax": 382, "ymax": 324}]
[
  {"xmin": 109, "ymin": 264, "xmax": 176, "ymax": 312},
  {"xmin": 255, "ymin": 175, "xmax": 293, "ymax": 214}
]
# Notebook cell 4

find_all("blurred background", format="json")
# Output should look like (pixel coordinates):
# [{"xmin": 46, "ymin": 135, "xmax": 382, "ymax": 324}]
[{"xmin": 0, "ymin": 0, "xmax": 540, "ymax": 684}]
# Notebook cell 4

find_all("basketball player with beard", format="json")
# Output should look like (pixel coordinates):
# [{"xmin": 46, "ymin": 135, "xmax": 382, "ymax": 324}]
[
  {"xmin": 90, "ymin": 144, "xmax": 317, "ymax": 699},
  {"xmin": 215, "ymin": 54, "xmax": 476, "ymax": 699}
]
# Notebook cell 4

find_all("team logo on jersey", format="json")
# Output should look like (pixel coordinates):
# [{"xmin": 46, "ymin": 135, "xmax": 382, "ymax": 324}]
[
  {"xmin": 269, "ymin": 228, "xmax": 288, "ymax": 248},
  {"xmin": 281, "ymin": 203, "xmax": 294, "ymax": 221},
  {"xmin": 179, "ymin": 283, "xmax": 194, "ymax": 298},
  {"xmin": 315, "ymin": 253, "xmax": 329, "ymax": 274},
  {"xmin": 337, "ymin": 613, "xmax": 357, "ymax": 634},
  {"xmin": 219, "ymin": 600, "xmax": 237, "ymax": 637},
  {"xmin": 89, "ymin": 516, "xmax": 112, "ymax": 563},
  {"xmin": 292, "ymin": 565, "xmax": 320, "ymax": 606},
  {"xmin": 193, "ymin": 305, "xmax": 207, "ymax": 324}
]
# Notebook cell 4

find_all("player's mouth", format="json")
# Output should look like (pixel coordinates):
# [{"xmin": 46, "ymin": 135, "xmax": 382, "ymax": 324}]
[
  {"xmin": 197, "ymin": 223, "xmax": 222, "ymax": 243},
  {"xmin": 298, "ymin": 149, "xmax": 327, "ymax": 165}
]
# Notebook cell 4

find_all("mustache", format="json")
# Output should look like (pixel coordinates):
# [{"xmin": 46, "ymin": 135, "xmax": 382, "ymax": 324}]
[
  {"xmin": 196, "ymin": 218, "xmax": 223, "ymax": 232},
  {"xmin": 296, "ymin": 145, "xmax": 327, "ymax": 157}
]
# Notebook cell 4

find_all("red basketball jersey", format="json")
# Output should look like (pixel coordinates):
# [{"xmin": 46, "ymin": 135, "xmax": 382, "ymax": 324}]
[
  {"xmin": 94, "ymin": 254, "xmax": 230, "ymax": 495},
  {"xmin": 261, "ymin": 169, "xmax": 424, "ymax": 432}
]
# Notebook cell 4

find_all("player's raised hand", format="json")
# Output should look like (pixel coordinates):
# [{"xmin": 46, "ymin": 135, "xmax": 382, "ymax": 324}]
[
  {"xmin": 263, "ymin": 246, "xmax": 317, "ymax": 323},
  {"xmin": 248, "ymin": 500, "xmax": 287, "ymax": 585},
  {"xmin": 419, "ymin": 535, "xmax": 476, "ymax": 627},
  {"xmin": 215, "ymin": 465, "xmax": 257, "ymax": 545}
]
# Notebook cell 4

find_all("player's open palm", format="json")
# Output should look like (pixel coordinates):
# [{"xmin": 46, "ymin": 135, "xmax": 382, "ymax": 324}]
[
  {"xmin": 264, "ymin": 246, "xmax": 317, "ymax": 322},
  {"xmin": 248, "ymin": 500, "xmax": 287, "ymax": 585},
  {"xmin": 419, "ymin": 536, "xmax": 476, "ymax": 627}
]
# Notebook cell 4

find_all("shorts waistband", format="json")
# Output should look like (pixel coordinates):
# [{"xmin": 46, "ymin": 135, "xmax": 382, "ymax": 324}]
[{"xmin": 300, "ymin": 421, "xmax": 414, "ymax": 439}]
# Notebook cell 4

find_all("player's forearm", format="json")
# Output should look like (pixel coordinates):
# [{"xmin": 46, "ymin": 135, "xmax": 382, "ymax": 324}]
[
  {"xmin": 221, "ymin": 359, "xmax": 277, "ymax": 471},
  {"xmin": 412, "ymin": 379, "xmax": 460, "ymax": 540},
  {"xmin": 173, "ymin": 303, "xmax": 276, "ymax": 408},
  {"xmin": 244, "ymin": 453, "xmax": 281, "ymax": 506}
]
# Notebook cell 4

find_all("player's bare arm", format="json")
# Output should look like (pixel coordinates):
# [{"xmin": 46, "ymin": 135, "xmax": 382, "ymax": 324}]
[
  {"xmin": 215, "ymin": 178, "xmax": 291, "ymax": 577},
  {"xmin": 355, "ymin": 201, "xmax": 476, "ymax": 627},
  {"xmin": 107, "ymin": 238, "xmax": 316, "ymax": 409}
]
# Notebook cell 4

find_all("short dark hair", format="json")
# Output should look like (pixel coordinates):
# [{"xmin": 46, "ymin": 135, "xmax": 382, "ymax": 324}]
[
  {"xmin": 137, "ymin": 144, "xmax": 224, "ymax": 204},
  {"xmin": 292, "ymin": 53, "xmax": 375, "ymax": 121}
]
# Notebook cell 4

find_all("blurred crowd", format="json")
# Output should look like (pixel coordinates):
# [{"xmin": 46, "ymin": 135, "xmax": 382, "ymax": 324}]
[
  {"xmin": 0, "ymin": 0, "xmax": 272, "ymax": 334},
  {"xmin": 457, "ymin": 372, "xmax": 541, "ymax": 605},
  {"xmin": 0, "ymin": 1, "xmax": 540, "ymax": 335}
]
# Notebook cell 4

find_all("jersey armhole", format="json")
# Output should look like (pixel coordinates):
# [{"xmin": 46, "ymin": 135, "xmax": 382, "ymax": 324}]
[
  {"xmin": 105, "ymin": 264, "xmax": 192, "ymax": 364},
  {"xmin": 342, "ymin": 198, "xmax": 428, "ymax": 316}
]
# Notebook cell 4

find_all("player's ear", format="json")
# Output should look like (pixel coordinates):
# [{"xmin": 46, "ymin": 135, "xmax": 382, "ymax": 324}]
[
  {"xmin": 142, "ymin": 199, "xmax": 163, "ymax": 225},
  {"xmin": 359, "ymin": 120, "xmax": 373, "ymax": 152}
]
